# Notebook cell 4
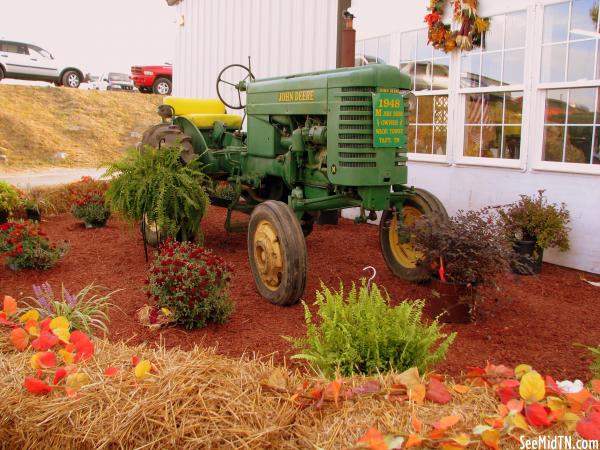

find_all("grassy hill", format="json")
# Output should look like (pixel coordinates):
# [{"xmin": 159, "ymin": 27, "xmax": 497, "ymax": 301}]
[{"xmin": 0, "ymin": 85, "xmax": 163, "ymax": 171}]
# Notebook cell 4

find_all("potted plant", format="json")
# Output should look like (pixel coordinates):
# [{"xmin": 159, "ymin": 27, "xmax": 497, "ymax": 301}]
[
  {"xmin": 71, "ymin": 190, "xmax": 111, "ymax": 228},
  {"xmin": 412, "ymin": 210, "xmax": 513, "ymax": 323},
  {"xmin": 20, "ymin": 190, "xmax": 49, "ymax": 222},
  {"xmin": 497, "ymin": 190, "xmax": 571, "ymax": 275},
  {"xmin": 0, "ymin": 181, "xmax": 19, "ymax": 224}
]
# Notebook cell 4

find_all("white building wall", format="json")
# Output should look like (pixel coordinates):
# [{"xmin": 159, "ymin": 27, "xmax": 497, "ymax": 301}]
[{"xmin": 173, "ymin": 0, "xmax": 339, "ymax": 100}]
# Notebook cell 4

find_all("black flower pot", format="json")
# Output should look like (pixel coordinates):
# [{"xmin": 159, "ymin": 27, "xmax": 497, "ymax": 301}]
[
  {"xmin": 25, "ymin": 208, "xmax": 41, "ymax": 222},
  {"xmin": 428, "ymin": 279, "xmax": 477, "ymax": 324},
  {"xmin": 513, "ymin": 239, "xmax": 543, "ymax": 275},
  {"xmin": 85, "ymin": 218, "xmax": 108, "ymax": 228},
  {"xmin": 0, "ymin": 209, "xmax": 7, "ymax": 224}
]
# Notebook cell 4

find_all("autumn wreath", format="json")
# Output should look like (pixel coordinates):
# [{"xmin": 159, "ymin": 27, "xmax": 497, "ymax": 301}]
[{"xmin": 425, "ymin": 0, "xmax": 490, "ymax": 53}]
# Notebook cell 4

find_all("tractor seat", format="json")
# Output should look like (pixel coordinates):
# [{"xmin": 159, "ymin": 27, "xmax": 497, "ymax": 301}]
[{"xmin": 163, "ymin": 97, "xmax": 242, "ymax": 129}]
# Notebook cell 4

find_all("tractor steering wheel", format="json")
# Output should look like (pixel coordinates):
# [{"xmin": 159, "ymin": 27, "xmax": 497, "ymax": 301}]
[{"xmin": 216, "ymin": 64, "xmax": 255, "ymax": 110}]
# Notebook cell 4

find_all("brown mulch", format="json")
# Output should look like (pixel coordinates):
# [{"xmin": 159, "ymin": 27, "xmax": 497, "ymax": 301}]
[{"xmin": 1, "ymin": 207, "xmax": 599, "ymax": 380}]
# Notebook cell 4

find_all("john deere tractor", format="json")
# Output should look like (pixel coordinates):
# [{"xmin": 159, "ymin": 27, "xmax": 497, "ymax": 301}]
[{"xmin": 140, "ymin": 63, "xmax": 447, "ymax": 305}]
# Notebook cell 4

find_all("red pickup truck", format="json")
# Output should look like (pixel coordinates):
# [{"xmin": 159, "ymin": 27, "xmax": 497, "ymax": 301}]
[{"xmin": 130, "ymin": 64, "xmax": 172, "ymax": 95}]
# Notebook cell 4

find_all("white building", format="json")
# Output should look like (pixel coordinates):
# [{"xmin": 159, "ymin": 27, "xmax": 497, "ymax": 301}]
[{"xmin": 170, "ymin": 0, "xmax": 599, "ymax": 274}]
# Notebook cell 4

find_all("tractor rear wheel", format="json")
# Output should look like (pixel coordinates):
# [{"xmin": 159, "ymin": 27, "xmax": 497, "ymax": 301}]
[
  {"xmin": 379, "ymin": 188, "xmax": 448, "ymax": 282},
  {"xmin": 248, "ymin": 201, "xmax": 307, "ymax": 306}
]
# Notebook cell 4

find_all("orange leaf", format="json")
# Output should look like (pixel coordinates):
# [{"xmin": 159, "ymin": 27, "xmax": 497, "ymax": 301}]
[
  {"xmin": 576, "ymin": 412, "xmax": 600, "ymax": 440},
  {"xmin": 439, "ymin": 442, "xmax": 465, "ymax": 450},
  {"xmin": 10, "ymin": 327, "xmax": 29, "ymax": 351},
  {"xmin": 481, "ymin": 429, "xmax": 500, "ymax": 450},
  {"xmin": 452, "ymin": 384, "xmax": 470, "ymax": 394},
  {"xmin": 325, "ymin": 379, "xmax": 343, "ymax": 405},
  {"xmin": 65, "ymin": 387, "xmax": 77, "ymax": 398},
  {"xmin": 24, "ymin": 377, "xmax": 52, "ymax": 395},
  {"xmin": 433, "ymin": 415, "xmax": 460, "ymax": 430},
  {"xmin": 39, "ymin": 351, "xmax": 57, "ymax": 369},
  {"xmin": 591, "ymin": 380, "xmax": 600, "ymax": 396},
  {"xmin": 3, "ymin": 295, "xmax": 17, "ymax": 316},
  {"xmin": 485, "ymin": 418, "xmax": 504, "ymax": 429},
  {"xmin": 411, "ymin": 415, "xmax": 423, "ymax": 433},
  {"xmin": 53, "ymin": 368, "xmax": 67, "ymax": 385},
  {"xmin": 409, "ymin": 383, "xmax": 426, "ymax": 404},
  {"xmin": 566, "ymin": 389, "xmax": 593, "ymax": 414},
  {"xmin": 104, "ymin": 366, "xmax": 119, "ymax": 377},
  {"xmin": 357, "ymin": 427, "xmax": 387, "ymax": 450},
  {"xmin": 405, "ymin": 433, "xmax": 423, "ymax": 448},
  {"xmin": 0, "ymin": 311, "xmax": 17, "ymax": 327},
  {"xmin": 498, "ymin": 404, "xmax": 509, "ymax": 418}
]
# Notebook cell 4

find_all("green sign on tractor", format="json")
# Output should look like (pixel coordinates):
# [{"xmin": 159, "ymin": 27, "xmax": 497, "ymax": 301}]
[{"xmin": 140, "ymin": 64, "xmax": 447, "ymax": 306}]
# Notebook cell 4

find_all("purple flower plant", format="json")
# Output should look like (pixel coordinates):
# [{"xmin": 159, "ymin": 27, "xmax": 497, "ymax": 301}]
[{"xmin": 31, "ymin": 282, "xmax": 77, "ymax": 313}]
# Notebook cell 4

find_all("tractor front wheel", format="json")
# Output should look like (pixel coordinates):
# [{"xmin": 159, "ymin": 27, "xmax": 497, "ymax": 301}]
[
  {"xmin": 248, "ymin": 201, "xmax": 307, "ymax": 306},
  {"xmin": 379, "ymin": 188, "xmax": 448, "ymax": 282}
]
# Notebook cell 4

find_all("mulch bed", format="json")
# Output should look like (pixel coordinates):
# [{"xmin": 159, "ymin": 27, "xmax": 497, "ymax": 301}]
[{"xmin": 1, "ymin": 206, "xmax": 599, "ymax": 380}]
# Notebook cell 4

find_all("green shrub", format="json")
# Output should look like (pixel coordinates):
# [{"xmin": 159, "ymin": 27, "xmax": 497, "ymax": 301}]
[
  {"xmin": 104, "ymin": 146, "xmax": 209, "ymax": 241},
  {"xmin": 147, "ymin": 240, "xmax": 233, "ymax": 329},
  {"xmin": 575, "ymin": 343, "xmax": 600, "ymax": 379},
  {"xmin": 0, "ymin": 221, "xmax": 67, "ymax": 270},
  {"xmin": 71, "ymin": 190, "xmax": 111, "ymax": 227},
  {"xmin": 0, "ymin": 181, "xmax": 20, "ymax": 213},
  {"xmin": 28, "ymin": 282, "xmax": 116, "ymax": 335},
  {"xmin": 287, "ymin": 280, "xmax": 456, "ymax": 377}
]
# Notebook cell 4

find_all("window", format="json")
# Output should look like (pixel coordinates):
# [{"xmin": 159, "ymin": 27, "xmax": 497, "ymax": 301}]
[
  {"xmin": 400, "ymin": 29, "xmax": 449, "ymax": 157},
  {"xmin": 28, "ymin": 45, "xmax": 52, "ymax": 59},
  {"xmin": 458, "ymin": 10, "xmax": 527, "ymax": 163},
  {"xmin": 538, "ymin": 0, "xmax": 600, "ymax": 169},
  {"xmin": 355, "ymin": 35, "xmax": 391, "ymax": 66},
  {"xmin": 0, "ymin": 42, "xmax": 28, "ymax": 54}
]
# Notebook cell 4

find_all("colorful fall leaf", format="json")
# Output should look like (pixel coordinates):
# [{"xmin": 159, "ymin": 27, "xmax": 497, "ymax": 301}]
[
  {"xmin": 426, "ymin": 378, "xmax": 452, "ymax": 404},
  {"xmin": 49, "ymin": 316, "xmax": 70, "ymax": 331},
  {"xmin": 132, "ymin": 355, "xmax": 140, "ymax": 366},
  {"xmin": 31, "ymin": 332, "xmax": 59, "ymax": 351},
  {"xmin": 411, "ymin": 415, "xmax": 423, "ymax": 433},
  {"xmin": 497, "ymin": 386, "xmax": 519, "ymax": 404},
  {"xmin": 53, "ymin": 368, "xmax": 67, "ymax": 385},
  {"xmin": 39, "ymin": 351, "xmax": 58, "ymax": 368},
  {"xmin": 506, "ymin": 399, "xmax": 524, "ymax": 413},
  {"xmin": 452, "ymin": 384, "xmax": 470, "ymax": 394},
  {"xmin": 357, "ymin": 427, "xmax": 387, "ymax": 450},
  {"xmin": 433, "ymin": 415, "xmax": 460, "ymax": 430},
  {"xmin": 514, "ymin": 364, "xmax": 532, "ymax": 380},
  {"xmin": 10, "ymin": 327, "xmax": 29, "ymax": 351},
  {"xmin": 324, "ymin": 379, "xmax": 343, "ymax": 405},
  {"xmin": 24, "ymin": 377, "xmax": 52, "ymax": 395},
  {"xmin": 506, "ymin": 413, "xmax": 529, "ymax": 431},
  {"xmin": 19, "ymin": 309, "xmax": 40, "ymax": 323},
  {"xmin": 3, "ymin": 295, "xmax": 17, "ymax": 316},
  {"xmin": 74, "ymin": 338, "xmax": 94, "ymax": 362},
  {"xmin": 565, "ymin": 389, "xmax": 593, "ymax": 414},
  {"xmin": 524, "ymin": 402, "xmax": 551, "ymax": 428},
  {"xmin": 58, "ymin": 348, "xmax": 75, "ymax": 364},
  {"xmin": 104, "ymin": 366, "xmax": 119, "ymax": 377},
  {"xmin": 38, "ymin": 317, "xmax": 51, "ymax": 333},
  {"xmin": 545, "ymin": 375, "xmax": 562, "ymax": 396},
  {"xmin": 439, "ymin": 441, "xmax": 466, "ymax": 450},
  {"xmin": 346, "ymin": 380, "xmax": 381, "ymax": 399},
  {"xmin": 66, "ymin": 372, "xmax": 91, "ymax": 390},
  {"xmin": 576, "ymin": 412, "xmax": 600, "ymax": 440},
  {"xmin": 408, "ymin": 383, "xmax": 426, "ymax": 404},
  {"xmin": 561, "ymin": 412, "xmax": 582, "ymax": 431},
  {"xmin": 405, "ymin": 434, "xmax": 423, "ymax": 448},
  {"xmin": 519, "ymin": 371, "xmax": 545, "ymax": 402},
  {"xmin": 395, "ymin": 367, "xmax": 421, "ymax": 389},
  {"xmin": 591, "ymin": 380, "xmax": 600, "ymax": 395},
  {"xmin": 24, "ymin": 319, "xmax": 40, "ymax": 337},
  {"xmin": 52, "ymin": 327, "xmax": 70, "ymax": 344},
  {"xmin": 134, "ymin": 359, "xmax": 152, "ymax": 380},
  {"xmin": 481, "ymin": 428, "xmax": 500, "ymax": 450},
  {"xmin": 0, "ymin": 311, "xmax": 17, "ymax": 327},
  {"xmin": 452, "ymin": 433, "xmax": 470, "ymax": 447},
  {"xmin": 30, "ymin": 352, "xmax": 42, "ymax": 369}
]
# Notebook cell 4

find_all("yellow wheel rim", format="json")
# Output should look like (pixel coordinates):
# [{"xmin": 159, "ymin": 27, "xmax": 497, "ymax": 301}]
[
  {"xmin": 253, "ymin": 220, "xmax": 284, "ymax": 291},
  {"xmin": 388, "ymin": 206, "xmax": 423, "ymax": 269}
]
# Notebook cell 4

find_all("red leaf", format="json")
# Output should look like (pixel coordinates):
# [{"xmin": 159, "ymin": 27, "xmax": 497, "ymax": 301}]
[
  {"xmin": 545, "ymin": 375, "xmax": 562, "ymax": 396},
  {"xmin": 39, "ymin": 317, "xmax": 51, "ymax": 333},
  {"xmin": 24, "ymin": 377, "xmax": 52, "ymax": 395},
  {"xmin": 31, "ymin": 332, "xmax": 58, "ymax": 351},
  {"xmin": 132, "ymin": 355, "xmax": 140, "ymax": 366},
  {"xmin": 10, "ymin": 327, "xmax": 29, "ymax": 351},
  {"xmin": 39, "ymin": 351, "xmax": 57, "ymax": 368},
  {"xmin": 525, "ymin": 402, "xmax": 551, "ymax": 428},
  {"xmin": 69, "ymin": 330, "xmax": 89, "ymax": 345},
  {"xmin": 426, "ymin": 378, "xmax": 452, "ymax": 404},
  {"xmin": 104, "ymin": 366, "xmax": 119, "ymax": 377},
  {"xmin": 497, "ymin": 386, "xmax": 519, "ymax": 404},
  {"xmin": 591, "ymin": 380, "xmax": 600, "ymax": 396},
  {"xmin": 53, "ymin": 368, "xmax": 67, "ymax": 385},
  {"xmin": 346, "ymin": 380, "xmax": 381, "ymax": 399},
  {"xmin": 576, "ymin": 412, "xmax": 600, "ymax": 440},
  {"xmin": 0, "ymin": 312, "xmax": 17, "ymax": 328},
  {"xmin": 74, "ymin": 339, "xmax": 94, "ymax": 362}
]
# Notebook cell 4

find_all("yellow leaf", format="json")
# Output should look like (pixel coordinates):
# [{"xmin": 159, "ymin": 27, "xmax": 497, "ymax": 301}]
[
  {"xmin": 519, "ymin": 371, "xmax": 545, "ymax": 401},
  {"xmin": 452, "ymin": 384, "xmax": 470, "ymax": 394},
  {"xmin": 440, "ymin": 443, "xmax": 465, "ymax": 450},
  {"xmin": 30, "ymin": 352, "xmax": 42, "ymax": 369},
  {"xmin": 134, "ymin": 359, "xmax": 152, "ymax": 379},
  {"xmin": 66, "ymin": 372, "xmax": 91, "ymax": 390},
  {"xmin": 547, "ymin": 396, "xmax": 566, "ymax": 411},
  {"xmin": 481, "ymin": 429, "xmax": 500, "ymax": 450},
  {"xmin": 452, "ymin": 433, "xmax": 471, "ymax": 446},
  {"xmin": 506, "ymin": 413, "xmax": 529, "ymax": 431},
  {"xmin": 52, "ymin": 327, "xmax": 70, "ymax": 343},
  {"xmin": 19, "ymin": 309, "xmax": 40, "ymax": 323},
  {"xmin": 58, "ymin": 349, "xmax": 75, "ymax": 364},
  {"xmin": 160, "ymin": 307, "xmax": 172, "ymax": 317},
  {"xmin": 49, "ymin": 316, "xmax": 70, "ymax": 331},
  {"xmin": 394, "ymin": 367, "xmax": 421, "ymax": 389},
  {"xmin": 514, "ymin": 364, "xmax": 532, "ymax": 380},
  {"xmin": 408, "ymin": 383, "xmax": 426, "ymax": 404},
  {"xmin": 25, "ymin": 321, "xmax": 40, "ymax": 337},
  {"xmin": 560, "ymin": 412, "xmax": 581, "ymax": 431}
]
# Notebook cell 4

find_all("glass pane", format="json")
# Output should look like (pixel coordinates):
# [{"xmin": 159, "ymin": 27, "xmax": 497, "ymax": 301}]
[
  {"xmin": 568, "ymin": 87, "xmax": 595, "ymax": 123},
  {"xmin": 543, "ymin": 126, "xmax": 565, "ymax": 161},
  {"xmin": 503, "ymin": 126, "xmax": 522, "ymax": 159},
  {"xmin": 461, "ymin": 53, "xmax": 480, "ymax": 88},
  {"xmin": 541, "ymin": 44, "xmax": 567, "ymax": 82},
  {"xmin": 594, "ymin": 126, "xmax": 600, "ymax": 163},
  {"xmin": 503, "ymin": 49, "xmax": 525, "ymax": 85},
  {"xmin": 567, "ymin": 40, "xmax": 596, "ymax": 81},
  {"xmin": 378, "ymin": 36, "xmax": 391, "ymax": 63},
  {"xmin": 418, "ymin": 96, "xmax": 434, "ymax": 124},
  {"xmin": 414, "ymin": 61, "xmax": 431, "ymax": 91},
  {"xmin": 400, "ymin": 32, "xmax": 416, "ymax": 61},
  {"xmin": 355, "ymin": 41, "xmax": 364, "ymax": 60},
  {"xmin": 483, "ymin": 92, "xmax": 504, "ymax": 124},
  {"xmin": 433, "ymin": 95, "xmax": 448, "ymax": 124},
  {"xmin": 465, "ymin": 94, "xmax": 482, "ymax": 124},
  {"xmin": 416, "ymin": 125, "xmax": 433, "ymax": 154},
  {"xmin": 485, "ymin": 15, "xmax": 505, "ymax": 52},
  {"xmin": 416, "ymin": 28, "xmax": 430, "ymax": 60},
  {"xmin": 432, "ymin": 57, "xmax": 449, "ymax": 89},
  {"xmin": 543, "ymin": 2, "xmax": 570, "ymax": 43},
  {"xmin": 570, "ymin": 0, "xmax": 599, "ymax": 40},
  {"xmin": 407, "ymin": 125, "xmax": 416, "ymax": 153},
  {"xmin": 505, "ymin": 11, "xmax": 527, "ymax": 50},
  {"xmin": 545, "ymin": 89, "xmax": 568, "ymax": 124},
  {"xmin": 433, "ymin": 125, "xmax": 447, "ymax": 155},
  {"xmin": 566, "ymin": 126, "xmax": 593, "ymax": 162},
  {"xmin": 363, "ymin": 38, "xmax": 378, "ymax": 63},
  {"xmin": 481, "ymin": 126, "xmax": 503, "ymax": 158},
  {"xmin": 505, "ymin": 91, "xmax": 524, "ymax": 124},
  {"xmin": 464, "ymin": 126, "xmax": 481, "ymax": 156},
  {"xmin": 409, "ymin": 96, "xmax": 417, "ymax": 125},
  {"xmin": 481, "ymin": 51, "xmax": 502, "ymax": 86}
]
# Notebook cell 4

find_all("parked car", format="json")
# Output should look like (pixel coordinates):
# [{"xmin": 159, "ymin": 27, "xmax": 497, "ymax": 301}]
[
  {"xmin": 90, "ymin": 72, "xmax": 135, "ymax": 91},
  {"xmin": 0, "ymin": 39, "xmax": 86, "ymax": 88},
  {"xmin": 131, "ymin": 64, "xmax": 172, "ymax": 94}
]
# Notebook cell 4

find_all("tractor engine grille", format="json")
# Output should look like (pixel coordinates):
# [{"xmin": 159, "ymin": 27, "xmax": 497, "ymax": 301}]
[{"xmin": 337, "ymin": 87, "xmax": 376, "ymax": 169}]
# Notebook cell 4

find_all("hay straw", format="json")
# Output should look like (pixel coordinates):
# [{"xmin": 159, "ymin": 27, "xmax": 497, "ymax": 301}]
[{"xmin": 0, "ymin": 334, "xmax": 573, "ymax": 449}]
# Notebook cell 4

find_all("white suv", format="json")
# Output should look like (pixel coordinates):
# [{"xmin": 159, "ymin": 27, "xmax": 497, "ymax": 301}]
[{"xmin": 0, "ymin": 39, "xmax": 86, "ymax": 88}]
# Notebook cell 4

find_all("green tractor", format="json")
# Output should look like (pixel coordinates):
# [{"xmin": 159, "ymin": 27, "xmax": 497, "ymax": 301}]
[{"xmin": 140, "ymin": 63, "xmax": 447, "ymax": 305}]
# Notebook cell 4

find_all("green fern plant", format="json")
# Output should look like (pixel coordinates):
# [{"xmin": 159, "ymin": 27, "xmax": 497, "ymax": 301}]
[
  {"xmin": 103, "ymin": 146, "xmax": 209, "ymax": 240},
  {"xmin": 575, "ymin": 343, "xmax": 600, "ymax": 379},
  {"xmin": 287, "ymin": 280, "xmax": 456, "ymax": 377}
]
